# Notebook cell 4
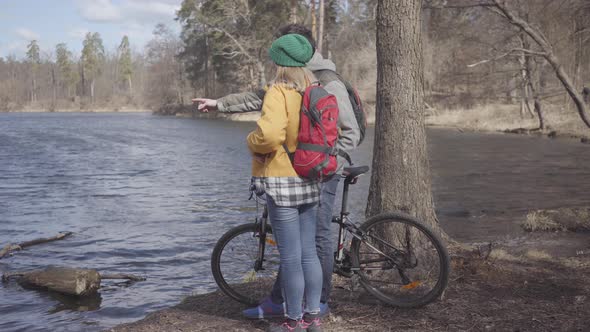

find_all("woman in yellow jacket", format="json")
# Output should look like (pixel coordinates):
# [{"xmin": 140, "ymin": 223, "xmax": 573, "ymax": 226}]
[{"xmin": 247, "ymin": 34, "xmax": 322, "ymax": 332}]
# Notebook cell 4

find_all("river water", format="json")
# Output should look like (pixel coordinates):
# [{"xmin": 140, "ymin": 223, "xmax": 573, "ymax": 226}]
[{"xmin": 1, "ymin": 112, "xmax": 589, "ymax": 331}]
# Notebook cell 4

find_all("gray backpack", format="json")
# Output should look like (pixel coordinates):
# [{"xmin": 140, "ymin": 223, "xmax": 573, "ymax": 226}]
[{"xmin": 314, "ymin": 69, "xmax": 367, "ymax": 145}]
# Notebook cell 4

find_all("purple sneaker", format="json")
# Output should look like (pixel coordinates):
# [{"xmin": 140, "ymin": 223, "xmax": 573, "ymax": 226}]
[{"xmin": 243, "ymin": 297, "xmax": 285, "ymax": 319}]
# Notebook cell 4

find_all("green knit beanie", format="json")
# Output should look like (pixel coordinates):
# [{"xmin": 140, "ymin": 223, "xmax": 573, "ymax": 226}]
[{"xmin": 268, "ymin": 34, "xmax": 313, "ymax": 67}]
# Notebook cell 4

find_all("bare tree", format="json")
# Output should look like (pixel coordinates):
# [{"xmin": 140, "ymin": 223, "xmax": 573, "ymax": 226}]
[{"xmin": 492, "ymin": 0, "xmax": 590, "ymax": 128}]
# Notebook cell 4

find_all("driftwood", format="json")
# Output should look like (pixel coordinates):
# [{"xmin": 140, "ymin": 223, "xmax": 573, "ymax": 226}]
[
  {"xmin": 0, "ymin": 232, "xmax": 73, "ymax": 259},
  {"xmin": 2, "ymin": 267, "xmax": 146, "ymax": 296}
]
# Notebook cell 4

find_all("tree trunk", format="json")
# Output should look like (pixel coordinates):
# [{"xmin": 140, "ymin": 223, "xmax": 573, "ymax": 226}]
[
  {"xmin": 526, "ymin": 47, "xmax": 544, "ymax": 130},
  {"xmin": 31, "ymin": 77, "xmax": 37, "ymax": 103},
  {"xmin": 90, "ymin": 79, "xmax": 95, "ymax": 103},
  {"xmin": 127, "ymin": 76, "xmax": 133, "ymax": 96},
  {"xmin": 9, "ymin": 267, "xmax": 101, "ymax": 296},
  {"xmin": 290, "ymin": 0, "xmax": 298, "ymax": 23},
  {"xmin": 205, "ymin": 33, "xmax": 210, "ymax": 97},
  {"xmin": 80, "ymin": 64, "xmax": 86, "ymax": 98},
  {"xmin": 2, "ymin": 267, "xmax": 146, "ymax": 297},
  {"xmin": 369, "ymin": 0, "xmax": 440, "ymax": 235},
  {"xmin": 317, "ymin": 0, "xmax": 325, "ymax": 54},
  {"xmin": 256, "ymin": 60, "xmax": 266, "ymax": 88},
  {"xmin": 311, "ymin": 0, "xmax": 317, "ymax": 41},
  {"xmin": 518, "ymin": 33, "xmax": 535, "ymax": 119},
  {"xmin": 51, "ymin": 66, "xmax": 57, "ymax": 108}
]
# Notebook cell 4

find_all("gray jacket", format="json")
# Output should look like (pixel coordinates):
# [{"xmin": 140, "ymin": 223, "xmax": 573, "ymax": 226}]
[{"xmin": 218, "ymin": 53, "xmax": 361, "ymax": 171}]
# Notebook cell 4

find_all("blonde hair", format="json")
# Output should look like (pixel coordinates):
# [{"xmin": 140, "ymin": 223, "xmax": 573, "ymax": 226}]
[{"xmin": 270, "ymin": 66, "xmax": 316, "ymax": 92}]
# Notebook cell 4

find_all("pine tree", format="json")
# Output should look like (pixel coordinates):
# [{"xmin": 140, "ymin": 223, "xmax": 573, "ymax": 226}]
[
  {"xmin": 26, "ymin": 40, "xmax": 41, "ymax": 103},
  {"xmin": 81, "ymin": 32, "xmax": 105, "ymax": 102},
  {"xmin": 118, "ymin": 36, "xmax": 133, "ymax": 95},
  {"xmin": 55, "ymin": 43, "xmax": 78, "ymax": 98}
]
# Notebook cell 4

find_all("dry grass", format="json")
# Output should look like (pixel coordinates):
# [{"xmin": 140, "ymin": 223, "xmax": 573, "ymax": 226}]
[
  {"xmin": 426, "ymin": 103, "xmax": 590, "ymax": 138},
  {"xmin": 488, "ymin": 248, "xmax": 521, "ymax": 262},
  {"xmin": 524, "ymin": 249, "xmax": 553, "ymax": 261},
  {"xmin": 522, "ymin": 211, "xmax": 568, "ymax": 232},
  {"xmin": 522, "ymin": 207, "xmax": 590, "ymax": 232}
]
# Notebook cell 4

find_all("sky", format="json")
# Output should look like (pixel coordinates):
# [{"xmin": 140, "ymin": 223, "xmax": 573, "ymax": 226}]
[{"xmin": 0, "ymin": 0, "xmax": 183, "ymax": 59}]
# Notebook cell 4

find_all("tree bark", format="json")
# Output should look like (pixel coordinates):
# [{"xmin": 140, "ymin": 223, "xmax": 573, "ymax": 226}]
[
  {"xmin": 518, "ymin": 33, "xmax": 534, "ymax": 119},
  {"xmin": 290, "ymin": 0, "xmax": 298, "ymax": 23},
  {"xmin": 2, "ymin": 268, "xmax": 146, "ymax": 296},
  {"xmin": 31, "ymin": 77, "xmax": 37, "ymax": 103},
  {"xmin": 90, "ymin": 79, "xmax": 95, "ymax": 103},
  {"xmin": 4, "ymin": 267, "xmax": 101, "ymax": 296},
  {"xmin": 369, "ymin": 0, "xmax": 440, "ymax": 235},
  {"xmin": 317, "ymin": 0, "xmax": 325, "ymax": 54},
  {"xmin": 127, "ymin": 76, "xmax": 133, "ymax": 95},
  {"xmin": 311, "ymin": 0, "xmax": 317, "ymax": 41}
]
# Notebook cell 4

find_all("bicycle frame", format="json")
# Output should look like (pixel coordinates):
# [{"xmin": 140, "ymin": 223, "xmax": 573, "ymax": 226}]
[
  {"xmin": 253, "ymin": 171, "xmax": 403, "ymax": 275},
  {"xmin": 333, "ymin": 175, "xmax": 406, "ymax": 273}
]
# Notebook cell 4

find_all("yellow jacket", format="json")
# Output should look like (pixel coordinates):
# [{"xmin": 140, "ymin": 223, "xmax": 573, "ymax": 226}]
[{"xmin": 247, "ymin": 85, "xmax": 301, "ymax": 177}]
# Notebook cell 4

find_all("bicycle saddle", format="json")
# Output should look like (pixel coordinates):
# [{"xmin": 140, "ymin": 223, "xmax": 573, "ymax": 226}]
[{"xmin": 343, "ymin": 165, "xmax": 370, "ymax": 181}]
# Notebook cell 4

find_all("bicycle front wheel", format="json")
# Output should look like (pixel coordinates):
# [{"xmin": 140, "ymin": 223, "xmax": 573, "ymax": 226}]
[
  {"xmin": 211, "ymin": 223, "xmax": 279, "ymax": 306},
  {"xmin": 350, "ymin": 212, "xmax": 450, "ymax": 308}
]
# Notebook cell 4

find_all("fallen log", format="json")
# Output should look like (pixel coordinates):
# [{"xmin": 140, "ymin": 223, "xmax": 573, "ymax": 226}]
[
  {"xmin": 2, "ymin": 267, "xmax": 145, "ymax": 296},
  {"xmin": 0, "ymin": 232, "xmax": 73, "ymax": 259}
]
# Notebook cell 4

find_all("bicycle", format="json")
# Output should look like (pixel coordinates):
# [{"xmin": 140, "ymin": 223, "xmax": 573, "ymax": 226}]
[{"xmin": 211, "ymin": 165, "xmax": 450, "ymax": 308}]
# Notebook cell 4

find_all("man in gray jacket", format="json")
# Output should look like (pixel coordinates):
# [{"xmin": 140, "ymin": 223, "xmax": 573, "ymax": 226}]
[{"xmin": 194, "ymin": 24, "xmax": 361, "ymax": 319}]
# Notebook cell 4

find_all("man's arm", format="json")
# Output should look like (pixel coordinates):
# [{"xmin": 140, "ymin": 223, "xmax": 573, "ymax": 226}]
[{"xmin": 196, "ymin": 89, "xmax": 266, "ymax": 113}]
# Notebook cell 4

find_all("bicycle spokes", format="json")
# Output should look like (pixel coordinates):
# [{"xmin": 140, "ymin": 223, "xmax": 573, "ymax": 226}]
[{"xmin": 352, "ymin": 215, "xmax": 448, "ymax": 307}]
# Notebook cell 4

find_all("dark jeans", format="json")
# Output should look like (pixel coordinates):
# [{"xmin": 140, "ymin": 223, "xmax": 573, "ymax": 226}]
[{"xmin": 270, "ymin": 174, "xmax": 340, "ymax": 304}]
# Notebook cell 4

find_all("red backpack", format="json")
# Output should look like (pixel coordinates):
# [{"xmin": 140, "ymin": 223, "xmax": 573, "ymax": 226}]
[{"xmin": 284, "ymin": 85, "xmax": 339, "ymax": 180}]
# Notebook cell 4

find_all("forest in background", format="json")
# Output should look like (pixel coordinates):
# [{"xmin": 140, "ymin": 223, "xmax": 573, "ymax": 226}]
[{"xmin": 0, "ymin": 0, "xmax": 588, "ymax": 132}]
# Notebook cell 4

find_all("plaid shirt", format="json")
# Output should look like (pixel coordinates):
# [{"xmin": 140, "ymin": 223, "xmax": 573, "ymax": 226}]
[{"xmin": 251, "ymin": 176, "xmax": 320, "ymax": 207}]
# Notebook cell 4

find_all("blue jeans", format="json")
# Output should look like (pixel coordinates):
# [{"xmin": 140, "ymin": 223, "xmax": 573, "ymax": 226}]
[
  {"xmin": 267, "ymin": 197, "xmax": 322, "ymax": 320},
  {"xmin": 270, "ymin": 175, "xmax": 340, "ymax": 305}
]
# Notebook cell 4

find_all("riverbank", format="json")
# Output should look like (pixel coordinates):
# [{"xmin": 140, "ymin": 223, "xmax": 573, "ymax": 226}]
[
  {"xmin": 110, "ymin": 229, "xmax": 590, "ymax": 332},
  {"xmin": 426, "ymin": 104, "xmax": 590, "ymax": 142},
  {"xmin": 174, "ymin": 102, "xmax": 590, "ymax": 143},
  {"xmin": 2, "ymin": 107, "xmax": 151, "ymax": 113}
]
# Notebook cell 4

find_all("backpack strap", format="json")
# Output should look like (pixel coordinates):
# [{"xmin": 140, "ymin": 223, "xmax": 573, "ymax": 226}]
[
  {"xmin": 297, "ymin": 143, "xmax": 353, "ymax": 166},
  {"xmin": 338, "ymin": 149, "xmax": 353, "ymax": 165},
  {"xmin": 283, "ymin": 143, "xmax": 294, "ymax": 163}
]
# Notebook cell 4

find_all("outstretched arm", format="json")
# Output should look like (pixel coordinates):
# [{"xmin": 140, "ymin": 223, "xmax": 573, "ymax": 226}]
[{"xmin": 194, "ymin": 89, "xmax": 267, "ymax": 113}]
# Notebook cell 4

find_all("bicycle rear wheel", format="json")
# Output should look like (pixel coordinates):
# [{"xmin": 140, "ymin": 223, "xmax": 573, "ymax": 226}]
[
  {"xmin": 350, "ymin": 212, "xmax": 450, "ymax": 308},
  {"xmin": 211, "ymin": 223, "xmax": 279, "ymax": 306}
]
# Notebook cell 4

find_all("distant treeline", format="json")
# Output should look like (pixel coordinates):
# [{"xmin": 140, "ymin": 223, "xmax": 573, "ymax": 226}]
[{"xmin": 0, "ymin": 0, "xmax": 588, "ymax": 114}]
